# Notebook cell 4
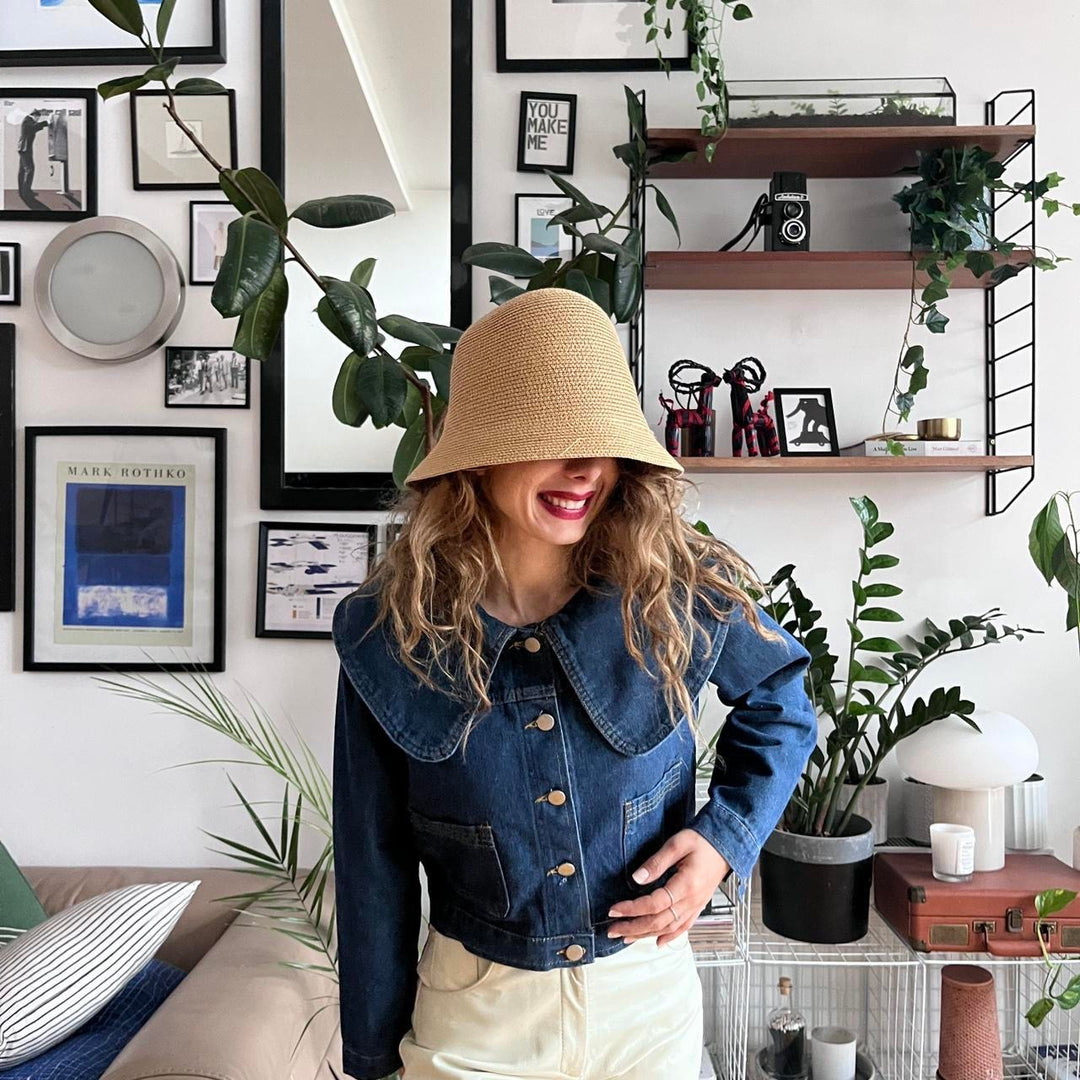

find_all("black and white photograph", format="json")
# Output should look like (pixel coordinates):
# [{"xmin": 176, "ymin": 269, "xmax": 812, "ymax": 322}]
[
  {"xmin": 0, "ymin": 243, "xmax": 19, "ymax": 305},
  {"xmin": 496, "ymin": 0, "xmax": 690, "ymax": 72},
  {"xmin": 0, "ymin": 0, "xmax": 224, "ymax": 67},
  {"xmin": 130, "ymin": 89, "xmax": 236, "ymax": 190},
  {"xmin": 773, "ymin": 386, "xmax": 840, "ymax": 456},
  {"xmin": 165, "ymin": 347, "xmax": 250, "ymax": 409},
  {"xmin": 189, "ymin": 200, "xmax": 239, "ymax": 285},
  {"xmin": 256, "ymin": 522, "xmax": 377, "ymax": 638},
  {"xmin": 0, "ymin": 89, "xmax": 96, "ymax": 220},
  {"xmin": 515, "ymin": 194, "xmax": 578, "ymax": 270},
  {"xmin": 23, "ymin": 425, "xmax": 226, "ymax": 671},
  {"xmin": 518, "ymin": 91, "xmax": 577, "ymax": 173}
]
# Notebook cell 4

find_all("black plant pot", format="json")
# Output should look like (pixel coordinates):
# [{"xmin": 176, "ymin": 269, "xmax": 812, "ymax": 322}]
[{"xmin": 759, "ymin": 814, "xmax": 875, "ymax": 944}]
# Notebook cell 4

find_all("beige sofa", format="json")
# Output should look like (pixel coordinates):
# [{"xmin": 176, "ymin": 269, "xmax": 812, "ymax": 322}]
[{"xmin": 23, "ymin": 865, "xmax": 346, "ymax": 1080}]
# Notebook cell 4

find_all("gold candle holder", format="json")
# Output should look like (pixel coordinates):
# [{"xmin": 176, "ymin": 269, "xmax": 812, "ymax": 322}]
[{"xmin": 917, "ymin": 417, "xmax": 962, "ymax": 440}]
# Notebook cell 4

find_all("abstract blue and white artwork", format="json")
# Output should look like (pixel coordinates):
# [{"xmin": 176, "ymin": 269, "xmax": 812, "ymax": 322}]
[{"xmin": 62, "ymin": 482, "xmax": 185, "ymax": 629}]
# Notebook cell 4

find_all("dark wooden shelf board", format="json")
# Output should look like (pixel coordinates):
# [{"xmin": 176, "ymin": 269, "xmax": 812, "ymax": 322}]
[
  {"xmin": 647, "ymin": 125, "xmax": 1035, "ymax": 179},
  {"xmin": 644, "ymin": 249, "xmax": 1034, "ymax": 290},
  {"xmin": 678, "ymin": 455, "xmax": 1033, "ymax": 474}
]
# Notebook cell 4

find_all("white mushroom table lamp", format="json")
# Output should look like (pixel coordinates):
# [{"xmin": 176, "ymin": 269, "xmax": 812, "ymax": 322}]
[{"xmin": 895, "ymin": 709, "xmax": 1038, "ymax": 872}]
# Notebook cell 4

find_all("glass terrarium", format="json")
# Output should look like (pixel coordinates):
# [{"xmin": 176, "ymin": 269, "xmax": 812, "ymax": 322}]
[{"xmin": 726, "ymin": 78, "xmax": 956, "ymax": 128}]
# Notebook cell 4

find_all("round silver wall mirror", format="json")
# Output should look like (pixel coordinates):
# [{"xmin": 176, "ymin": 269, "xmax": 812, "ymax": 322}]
[{"xmin": 35, "ymin": 216, "xmax": 186, "ymax": 363}]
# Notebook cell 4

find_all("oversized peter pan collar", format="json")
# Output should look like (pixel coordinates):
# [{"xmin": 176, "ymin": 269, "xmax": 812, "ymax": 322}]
[{"xmin": 332, "ymin": 574, "xmax": 734, "ymax": 762}]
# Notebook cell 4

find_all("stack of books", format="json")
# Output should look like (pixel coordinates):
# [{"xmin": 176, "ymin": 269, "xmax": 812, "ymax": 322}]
[
  {"xmin": 690, "ymin": 884, "xmax": 736, "ymax": 951},
  {"xmin": 842, "ymin": 438, "xmax": 985, "ymax": 457}
]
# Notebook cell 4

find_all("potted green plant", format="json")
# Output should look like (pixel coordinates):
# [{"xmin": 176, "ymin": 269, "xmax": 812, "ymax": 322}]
[{"xmin": 722, "ymin": 495, "xmax": 1035, "ymax": 943}]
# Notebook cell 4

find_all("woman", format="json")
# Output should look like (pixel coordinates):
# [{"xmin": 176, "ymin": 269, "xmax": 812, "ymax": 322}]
[{"xmin": 331, "ymin": 288, "xmax": 818, "ymax": 1080}]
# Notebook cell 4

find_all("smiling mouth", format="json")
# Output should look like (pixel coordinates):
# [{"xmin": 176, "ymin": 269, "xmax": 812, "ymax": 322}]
[{"xmin": 538, "ymin": 492, "xmax": 594, "ymax": 511}]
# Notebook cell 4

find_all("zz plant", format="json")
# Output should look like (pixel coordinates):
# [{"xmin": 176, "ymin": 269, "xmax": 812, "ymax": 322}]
[
  {"xmin": 745, "ymin": 495, "xmax": 1035, "ymax": 837},
  {"xmin": 882, "ymin": 145, "xmax": 1078, "ymax": 449}
]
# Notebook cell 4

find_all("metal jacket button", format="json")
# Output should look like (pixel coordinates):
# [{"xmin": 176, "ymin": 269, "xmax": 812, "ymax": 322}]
[
  {"xmin": 535, "ymin": 712, "xmax": 555, "ymax": 731},
  {"xmin": 556, "ymin": 862, "xmax": 576, "ymax": 877},
  {"xmin": 563, "ymin": 944, "xmax": 586, "ymax": 961},
  {"xmin": 547, "ymin": 789, "xmax": 567, "ymax": 806},
  {"xmin": 522, "ymin": 636, "xmax": 541, "ymax": 653}
]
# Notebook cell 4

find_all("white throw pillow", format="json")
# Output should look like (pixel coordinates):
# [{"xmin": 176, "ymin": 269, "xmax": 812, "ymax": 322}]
[{"xmin": 0, "ymin": 879, "xmax": 199, "ymax": 1068}]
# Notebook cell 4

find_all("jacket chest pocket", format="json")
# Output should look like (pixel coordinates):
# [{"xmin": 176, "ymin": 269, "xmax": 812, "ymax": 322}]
[
  {"xmin": 622, "ymin": 759, "xmax": 687, "ymax": 893},
  {"xmin": 408, "ymin": 807, "xmax": 512, "ymax": 920}
]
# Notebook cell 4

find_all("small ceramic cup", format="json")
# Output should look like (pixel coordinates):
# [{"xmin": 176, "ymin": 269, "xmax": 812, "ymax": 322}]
[{"xmin": 810, "ymin": 1026, "xmax": 858, "ymax": 1080}]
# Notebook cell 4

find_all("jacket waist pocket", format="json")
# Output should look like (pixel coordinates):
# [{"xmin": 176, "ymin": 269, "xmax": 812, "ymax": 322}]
[{"xmin": 622, "ymin": 758, "xmax": 686, "ymax": 893}]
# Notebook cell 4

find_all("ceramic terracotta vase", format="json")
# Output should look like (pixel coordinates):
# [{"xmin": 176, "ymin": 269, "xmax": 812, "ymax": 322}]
[{"xmin": 937, "ymin": 964, "xmax": 1003, "ymax": 1080}]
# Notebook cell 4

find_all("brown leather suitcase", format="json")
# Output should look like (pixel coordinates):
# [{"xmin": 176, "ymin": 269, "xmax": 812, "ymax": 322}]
[{"xmin": 873, "ymin": 851, "xmax": 1080, "ymax": 956}]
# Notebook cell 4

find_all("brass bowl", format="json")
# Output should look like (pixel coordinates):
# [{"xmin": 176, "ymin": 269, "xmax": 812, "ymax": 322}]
[{"xmin": 917, "ymin": 417, "xmax": 962, "ymax": 440}]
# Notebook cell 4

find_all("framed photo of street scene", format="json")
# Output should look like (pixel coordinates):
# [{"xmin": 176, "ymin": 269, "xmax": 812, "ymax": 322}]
[
  {"xmin": 0, "ymin": 0, "xmax": 225, "ymax": 67},
  {"xmin": 23, "ymin": 426, "xmax": 226, "ymax": 671},
  {"xmin": 0, "ymin": 89, "xmax": 96, "ymax": 220},
  {"xmin": 256, "ymin": 522, "xmax": 377, "ymax": 639},
  {"xmin": 165, "ymin": 347, "xmax": 250, "ymax": 409}
]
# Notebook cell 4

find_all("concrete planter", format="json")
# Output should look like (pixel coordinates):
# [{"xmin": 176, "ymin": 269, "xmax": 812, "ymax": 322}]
[
  {"xmin": 760, "ymin": 814, "xmax": 875, "ymax": 943},
  {"xmin": 839, "ymin": 776, "xmax": 890, "ymax": 845}
]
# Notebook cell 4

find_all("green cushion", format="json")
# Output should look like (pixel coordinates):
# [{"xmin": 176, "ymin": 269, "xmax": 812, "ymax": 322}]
[{"xmin": 0, "ymin": 840, "xmax": 48, "ymax": 943}]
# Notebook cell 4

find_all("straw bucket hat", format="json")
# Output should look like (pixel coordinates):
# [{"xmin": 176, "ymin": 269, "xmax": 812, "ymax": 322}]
[{"xmin": 404, "ymin": 287, "xmax": 684, "ymax": 488}]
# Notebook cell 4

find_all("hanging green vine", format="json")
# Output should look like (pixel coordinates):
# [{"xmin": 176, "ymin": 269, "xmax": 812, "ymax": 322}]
[
  {"xmin": 881, "ymin": 146, "xmax": 1077, "ymax": 451},
  {"xmin": 643, "ymin": 0, "xmax": 752, "ymax": 162}
]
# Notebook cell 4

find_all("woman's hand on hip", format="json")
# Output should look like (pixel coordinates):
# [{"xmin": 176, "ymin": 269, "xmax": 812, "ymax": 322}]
[{"xmin": 605, "ymin": 828, "xmax": 730, "ymax": 947}]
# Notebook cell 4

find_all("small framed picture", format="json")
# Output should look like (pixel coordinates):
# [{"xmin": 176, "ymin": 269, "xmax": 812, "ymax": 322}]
[
  {"xmin": 496, "ymin": 0, "xmax": 691, "ymax": 72},
  {"xmin": 773, "ymin": 387, "xmax": 840, "ymax": 456},
  {"xmin": 515, "ymin": 194, "xmax": 578, "ymax": 272},
  {"xmin": 0, "ymin": 243, "xmax": 18, "ymax": 305},
  {"xmin": 518, "ymin": 91, "xmax": 576, "ymax": 173},
  {"xmin": 256, "ymin": 522, "xmax": 377, "ymax": 639},
  {"xmin": 23, "ymin": 425, "xmax": 227, "ymax": 672},
  {"xmin": 130, "ymin": 89, "xmax": 237, "ymax": 190},
  {"xmin": 165, "ymin": 347, "xmax": 250, "ymax": 409},
  {"xmin": 0, "ymin": 89, "xmax": 96, "ymax": 220},
  {"xmin": 189, "ymin": 200, "xmax": 239, "ymax": 285}
]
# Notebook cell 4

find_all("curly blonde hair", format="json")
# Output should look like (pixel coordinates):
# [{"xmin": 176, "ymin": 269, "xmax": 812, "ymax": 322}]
[{"xmin": 352, "ymin": 459, "xmax": 781, "ymax": 752}]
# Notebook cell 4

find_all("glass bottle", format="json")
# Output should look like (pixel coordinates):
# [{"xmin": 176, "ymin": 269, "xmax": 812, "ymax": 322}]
[{"xmin": 764, "ymin": 975, "xmax": 808, "ymax": 1079}]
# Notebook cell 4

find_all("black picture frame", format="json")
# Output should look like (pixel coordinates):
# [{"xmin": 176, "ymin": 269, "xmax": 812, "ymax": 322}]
[
  {"xmin": 23, "ymin": 425, "xmax": 227, "ymax": 672},
  {"xmin": 0, "ymin": 88, "xmax": 97, "ymax": 221},
  {"xmin": 256, "ymin": 521, "xmax": 378, "ymax": 639},
  {"xmin": 130, "ymin": 88, "xmax": 237, "ymax": 191},
  {"xmin": 0, "ymin": 243, "xmax": 19, "ymax": 305},
  {"xmin": 258, "ymin": 0, "xmax": 473, "ymax": 510},
  {"xmin": 188, "ymin": 199, "xmax": 237, "ymax": 285},
  {"xmin": 773, "ymin": 387, "xmax": 840, "ymax": 457},
  {"xmin": 495, "ymin": 0, "xmax": 693, "ymax": 72},
  {"xmin": 0, "ymin": 325, "xmax": 13, "ymax": 613},
  {"xmin": 517, "ymin": 91, "xmax": 577, "ymax": 174},
  {"xmin": 0, "ymin": 0, "xmax": 225, "ymax": 67},
  {"xmin": 165, "ymin": 347, "xmax": 251, "ymax": 409},
  {"xmin": 514, "ymin": 193, "xmax": 579, "ymax": 275}
]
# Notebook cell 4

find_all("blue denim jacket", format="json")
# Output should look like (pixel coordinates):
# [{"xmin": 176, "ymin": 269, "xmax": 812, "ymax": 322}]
[{"xmin": 331, "ymin": 575, "xmax": 817, "ymax": 1079}]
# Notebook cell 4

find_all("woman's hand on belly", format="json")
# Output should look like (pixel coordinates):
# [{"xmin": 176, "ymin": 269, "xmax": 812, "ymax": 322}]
[{"xmin": 604, "ymin": 829, "xmax": 731, "ymax": 947}]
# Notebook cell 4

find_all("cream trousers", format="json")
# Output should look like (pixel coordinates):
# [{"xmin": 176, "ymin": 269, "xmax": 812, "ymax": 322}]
[{"xmin": 398, "ymin": 925, "xmax": 704, "ymax": 1079}]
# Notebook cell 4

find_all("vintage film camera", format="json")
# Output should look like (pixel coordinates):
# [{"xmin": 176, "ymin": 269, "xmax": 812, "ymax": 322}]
[{"xmin": 764, "ymin": 171, "xmax": 810, "ymax": 251}]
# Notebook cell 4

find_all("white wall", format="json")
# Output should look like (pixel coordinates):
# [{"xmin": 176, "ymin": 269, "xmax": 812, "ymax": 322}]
[{"xmin": 2, "ymin": 1, "xmax": 1078, "ymax": 870}]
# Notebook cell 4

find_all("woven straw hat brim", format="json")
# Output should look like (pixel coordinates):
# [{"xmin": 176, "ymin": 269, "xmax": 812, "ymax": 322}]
[{"xmin": 405, "ymin": 288, "xmax": 683, "ymax": 487}]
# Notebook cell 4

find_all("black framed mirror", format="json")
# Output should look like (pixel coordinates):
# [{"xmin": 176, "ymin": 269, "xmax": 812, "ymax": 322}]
[{"xmin": 259, "ymin": 0, "xmax": 472, "ymax": 510}]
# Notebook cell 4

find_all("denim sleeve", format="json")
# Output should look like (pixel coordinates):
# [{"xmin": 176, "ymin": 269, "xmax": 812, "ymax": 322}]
[
  {"xmin": 333, "ymin": 663, "xmax": 421, "ymax": 1080},
  {"xmin": 687, "ymin": 601, "xmax": 818, "ymax": 893}
]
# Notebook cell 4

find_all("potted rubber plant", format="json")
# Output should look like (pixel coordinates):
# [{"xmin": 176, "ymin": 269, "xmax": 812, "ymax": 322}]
[{"xmin": 738, "ymin": 495, "xmax": 1035, "ymax": 943}]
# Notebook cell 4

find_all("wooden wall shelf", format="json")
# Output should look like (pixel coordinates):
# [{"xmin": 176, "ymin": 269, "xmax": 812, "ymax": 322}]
[
  {"xmin": 644, "ymin": 249, "xmax": 1034, "ymax": 291},
  {"xmin": 677, "ymin": 455, "xmax": 1033, "ymax": 475},
  {"xmin": 646, "ymin": 124, "xmax": 1035, "ymax": 179}
]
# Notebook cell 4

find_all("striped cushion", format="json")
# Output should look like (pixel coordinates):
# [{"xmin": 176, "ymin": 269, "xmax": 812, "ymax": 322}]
[{"xmin": 0, "ymin": 880, "xmax": 199, "ymax": 1069}]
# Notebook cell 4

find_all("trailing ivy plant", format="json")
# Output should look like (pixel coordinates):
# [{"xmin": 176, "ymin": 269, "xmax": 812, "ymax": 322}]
[
  {"xmin": 738, "ymin": 495, "xmax": 1035, "ymax": 837},
  {"xmin": 1027, "ymin": 887, "xmax": 1080, "ymax": 1029},
  {"xmin": 643, "ymin": 0, "xmax": 752, "ymax": 162},
  {"xmin": 462, "ymin": 87, "xmax": 690, "ymax": 316},
  {"xmin": 882, "ymin": 145, "xmax": 1079, "ymax": 452},
  {"xmin": 1029, "ymin": 490, "xmax": 1080, "ymax": 659}
]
